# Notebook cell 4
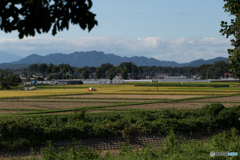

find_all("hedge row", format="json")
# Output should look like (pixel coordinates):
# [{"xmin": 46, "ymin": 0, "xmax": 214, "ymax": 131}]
[
  {"xmin": 0, "ymin": 104, "xmax": 239, "ymax": 150},
  {"xmin": 135, "ymin": 83, "xmax": 229, "ymax": 87}
]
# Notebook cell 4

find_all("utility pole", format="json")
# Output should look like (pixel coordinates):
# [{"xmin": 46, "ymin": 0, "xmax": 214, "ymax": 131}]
[
  {"xmin": 207, "ymin": 70, "xmax": 208, "ymax": 79},
  {"xmin": 132, "ymin": 65, "xmax": 133, "ymax": 80},
  {"xmin": 69, "ymin": 69, "xmax": 70, "ymax": 84},
  {"xmin": 149, "ymin": 81, "xmax": 150, "ymax": 91},
  {"xmin": 157, "ymin": 73, "xmax": 158, "ymax": 91},
  {"xmin": 23, "ymin": 68, "xmax": 26, "ymax": 85},
  {"xmin": 63, "ymin": 73, "xmax": 65, "ymax": 90},
  {"xmin": 46, "ymin": 69, "xmax": 47, "ymax": 81}
]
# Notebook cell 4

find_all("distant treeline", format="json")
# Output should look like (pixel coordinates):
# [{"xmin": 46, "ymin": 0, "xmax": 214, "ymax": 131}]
[{"xmin": 0, "ymin": 60, "xmax": 229, "ymax": 80}]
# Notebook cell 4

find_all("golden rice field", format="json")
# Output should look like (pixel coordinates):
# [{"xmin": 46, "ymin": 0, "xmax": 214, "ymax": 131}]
[
  {"xmin": 0, "ymin": 83, "xmax": 239, "ymax": 116},
  {"xmin": 0, "ymin": 84, "xmax": 239, "ymax": 98}
]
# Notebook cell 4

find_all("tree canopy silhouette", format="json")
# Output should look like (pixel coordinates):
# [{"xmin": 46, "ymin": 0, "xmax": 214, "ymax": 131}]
[
  {"xmin": 0, "ymin": 0, "xmax": 98, "ymax": 39},
  {"xmin": 220, "ymin": 0, "xmax": 240, "ymax": 81}
]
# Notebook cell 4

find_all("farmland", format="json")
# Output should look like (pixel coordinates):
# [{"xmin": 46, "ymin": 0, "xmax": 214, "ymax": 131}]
[{"xmin": 0, "ymin": 83, "xmax": 240, "ymax": 159}]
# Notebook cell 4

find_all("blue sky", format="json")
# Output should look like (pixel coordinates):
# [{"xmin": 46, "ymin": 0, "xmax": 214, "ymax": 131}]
[{"xmin": 0, "ymin": 0, "xmax": 234, "ymax": 63}]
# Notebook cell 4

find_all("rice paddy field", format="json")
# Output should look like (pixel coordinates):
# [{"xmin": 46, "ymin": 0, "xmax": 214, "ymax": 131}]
[{"xmin": 0, "ymin": 82, "xmax": 240, "ymax": 116}]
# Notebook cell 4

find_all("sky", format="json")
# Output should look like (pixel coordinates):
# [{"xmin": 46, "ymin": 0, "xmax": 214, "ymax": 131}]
[{"xmin": 0, "ymin": 0, "xmax": 234, "ymax": 63}]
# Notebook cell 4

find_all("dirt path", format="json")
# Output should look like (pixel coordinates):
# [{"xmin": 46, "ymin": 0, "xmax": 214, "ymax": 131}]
[{"xmin": 4, "ymin": 98, "xmax": 152, "ymax": 103}]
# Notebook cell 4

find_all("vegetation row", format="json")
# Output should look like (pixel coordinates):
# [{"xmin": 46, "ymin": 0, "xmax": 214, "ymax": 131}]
[
  {"xmin": 0, "ymin": 103, "xmax": 239, "ymax": 150},
  {"xmin": 11, "ymin": 127, "xmax": 240, "ymax": 160},
  {"xmin": 135, "ymin": 83, "xmax": 229, "ymax": 87}
]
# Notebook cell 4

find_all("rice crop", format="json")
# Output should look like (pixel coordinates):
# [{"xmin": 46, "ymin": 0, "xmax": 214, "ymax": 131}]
[{"xmin": 0, "ymin": 84, "xmax": 239, "ymax": 98}]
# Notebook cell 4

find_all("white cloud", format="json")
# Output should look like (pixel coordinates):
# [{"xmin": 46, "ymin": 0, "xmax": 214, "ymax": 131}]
[{"xmin": 0, "ymin": 36, "xmax": 232, "ymax": 63}]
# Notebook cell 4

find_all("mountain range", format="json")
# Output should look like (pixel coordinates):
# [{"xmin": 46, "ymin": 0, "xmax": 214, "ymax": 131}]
[
  {"xmin": 0, "ymin": 50, "xmax": 228, "ymax": 69},
  {"xmin": 0, "ymin": 51, "xmax": 23, "ymax": 63}
]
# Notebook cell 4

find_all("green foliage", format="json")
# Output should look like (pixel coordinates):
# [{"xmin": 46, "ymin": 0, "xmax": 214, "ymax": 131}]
[
  {"xmin": 135, "ymin": 83, "xmax": 229, "ymax": 87},
  {"xmin": 11, "ymin": 128, "xmax": 240, "ymax": 160},
  {"xmin": 107, "ymin": 67, "xmax": 116, "ymax": 80},
  {"xmin": 82, "ymin": 70, "xmax": 89, "ymax": 80},
  {"xmin": 28, "ymin": 64, "xmax": 38, "ymax": 74},
  {"xmin": 0, "ymin": 79, "xmax": 10, "ymax": 90},
  {"xmin": 47, "ymin": 75, "xmax": 54, "ymax": 81},
  {"xmin": 0, "ymin": 70, "xmax": 10, "ymax": 79},
  {"xmin": 217, "ymin": 107, "xmax": 239, "ymax": 128},
  {"xmin": 0, "ymin": 0, "xmax": 98, "ymax": 39},
  {"xmin": 121, "ymin": 67, "xmax": 128, "ymax": 79},
  {"xmin": 36, "ymin": 77, "xmax": 44, "ymax": 81},
  {"xmin": 200, "ymin": 103, "xmax": 225, "ymax": 116},
  {"xmin": 38, "ymin": 63, "xmax": 48, "ymax": 74},
  {"xmin": 59, "ymin": 63, "xmax": 74, "ymax": 74},
  {"xmin": 1, "ymin": 104, "xmax": 240, "ymax": 150},
  {"xmin": 0, "ymin": 74, "xmax": 20, "ymax": 90},
  {"xmin": 220, "ymin": 0, "xmax": 240, "ymax": 80},
  {"xmin": 95, "ymin": 68, "xmax": 102, "ymax": 79}
]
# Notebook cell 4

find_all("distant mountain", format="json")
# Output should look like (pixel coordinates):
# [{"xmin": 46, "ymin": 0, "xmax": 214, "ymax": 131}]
[
  {"xmin": 0, "ymin": 51, "xmax": 228, "ymax": 69},
  {"xmin": 180, "ymin": 57, "xmax": 228, "ymax": 67},
  {"xmin": 0, "ymin": 51, "xmax": 23, "ymax": 63},
  {"xmin": 0, "ymin": 63, "xmax": 29, "ymax": 70}
]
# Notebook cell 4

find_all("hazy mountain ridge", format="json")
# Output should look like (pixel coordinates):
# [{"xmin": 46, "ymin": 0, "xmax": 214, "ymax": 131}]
[
  {"xmin": 0, "ymin": 51, "xmax": 228, "ymax": 69},
  {"xmin": 0, "ymin": 51, "xmax": 23, "ymax": 63}
]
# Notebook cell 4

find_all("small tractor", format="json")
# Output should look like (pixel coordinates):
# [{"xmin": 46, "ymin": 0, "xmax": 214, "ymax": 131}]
[{"xmin": 88, "ymin": 87, "xmax": 97, "ymax": 91}]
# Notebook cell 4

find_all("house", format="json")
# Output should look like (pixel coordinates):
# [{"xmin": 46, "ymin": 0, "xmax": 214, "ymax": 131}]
[
  {"xmin": 155, "ymin": 74, "xmax": 168, "ymax": 79},
  {"xmin": 191, "ymin": 74, "xmax": 201, "ymax": 79},
  {"xmin": 164, "ymin": 76, "xmax": 187, "ymax": 79},
  {"xmin": 127, "ymin": 73, "xmax": 133, "ymax": 79},
  {"xmin": 115, "ymin": 73, "xmax": 122, "ymax": 79},
  {"xmin": 224, "ymin": 73, "xmax": 232, "ymax": 78},
  {"xmin": 33, "ymin": 73, "xmax": 45, "ymax": 78},
  {"xmin": 90, "ymin": 72, "xmax": 96, "ymax": 79},
  {"xmin": 13, "ymin": 71, "xmax": 22, "ymax": 77}
]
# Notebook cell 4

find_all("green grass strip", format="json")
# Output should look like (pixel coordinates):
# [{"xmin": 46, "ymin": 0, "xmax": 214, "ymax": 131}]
[{"xmin": 135, "ymin": 83, "xmax": 229, "ymax": 87}]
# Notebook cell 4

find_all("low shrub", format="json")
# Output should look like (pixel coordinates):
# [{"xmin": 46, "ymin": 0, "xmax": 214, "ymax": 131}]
[
  {"xmin": 200, "ymin": 103, "xmax": 225, "ymax": 116},
  {"xmin": 135, "ymin": 83, "xmax": 229, "ymax": 87}
]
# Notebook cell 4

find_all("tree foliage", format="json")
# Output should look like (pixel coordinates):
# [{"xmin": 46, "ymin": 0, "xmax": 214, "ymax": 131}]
[
  {"xmin": 95, "ymin": 68, "xmax": 102, "ymax": 80},
  {"xmin": 121, "ymin": 67, "xmax": 128, "ymax": 80},
  {"xmin": 0, "ymin": 74, "xmax": 21, "ymax": 90},
  {"xmin": 220, "ymin": 0, "xmax": 240, "ymax": 80},
  {"xmin": 38, "ymin": 63, "xmax": 48, "ymax": 73},
  {"xmin": 82, "ymin": 70, "xmax": 89, "ymax": 80},
  {"xmin": 107, "ymin": 67, "xmax": 115, "ymax": 80},
  {"xmin": 0, "ymin": 0, "xmax": 98, "ymax": 39},
  {"xmin": 28, "ymin": 63, "xmax": 38, "ymax": 74}
]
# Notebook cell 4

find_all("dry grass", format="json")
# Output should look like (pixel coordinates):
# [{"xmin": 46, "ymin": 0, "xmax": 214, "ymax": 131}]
[
  {"xmin": 8, "ymin": 98, "xmax": 153, "ymax": 102},
  {"xmin": 59, "ymin": 94, "xmax": 205, "ymax": 99},
  {"xmin": 104, "ymin": 102, "xmax": 240, "ymax": 110},
  {"xmin": 0, "ymin": 102, "xmax": 116, "ymax": 110}
]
